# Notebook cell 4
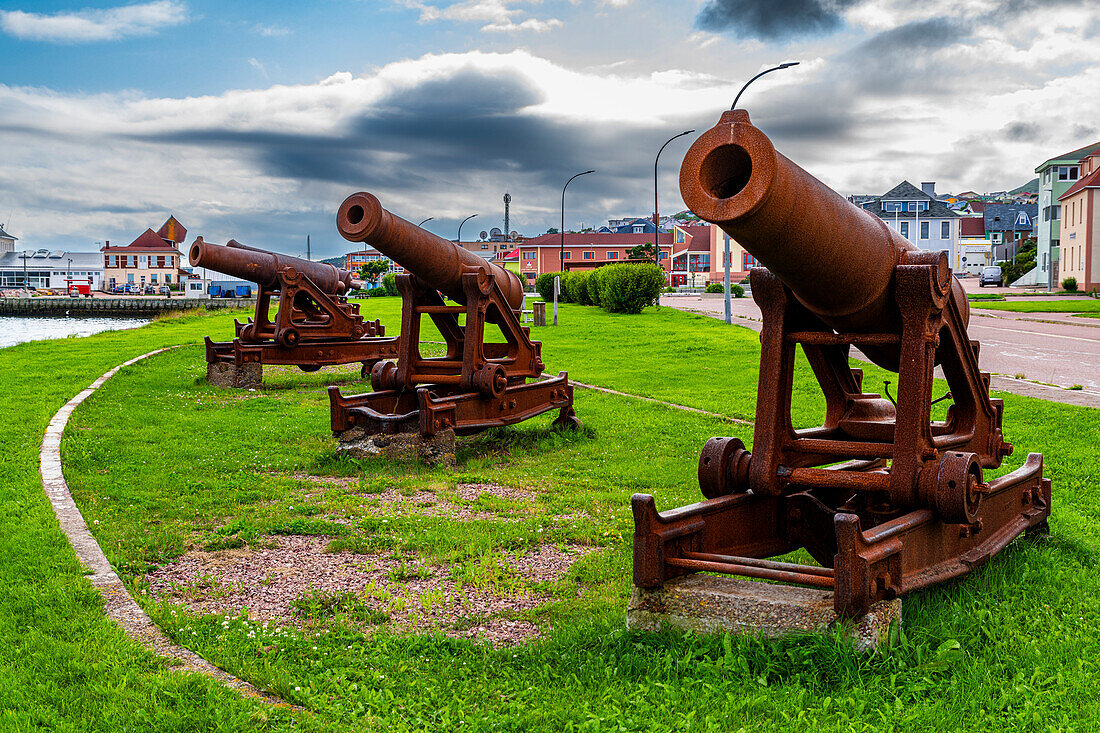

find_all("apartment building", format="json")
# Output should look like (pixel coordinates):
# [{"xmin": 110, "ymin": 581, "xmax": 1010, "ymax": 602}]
[
  {"xmin": 101, "ymin": 216, "xmax": 187, "ymax": 289},
  {"xmin": 1057, "ymin": 150, "xmax": 1100, "ymax": 291}
]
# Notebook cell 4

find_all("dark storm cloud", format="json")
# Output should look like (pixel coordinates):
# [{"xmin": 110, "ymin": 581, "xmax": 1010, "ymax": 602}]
[
  {"xmin": 131, "ymin": 67, "xmax": 716, "ymax": 249},
  {"xmin": 839, "ymin": 18, "xmax": 971, "ymax": 96},
  {"xmin": 1002, "ymin": 121, "xmax": 1042, "ymax": 142},
  {"xmin": 694, "ymin": 0, "xmax": 860, "ymax": 41}
]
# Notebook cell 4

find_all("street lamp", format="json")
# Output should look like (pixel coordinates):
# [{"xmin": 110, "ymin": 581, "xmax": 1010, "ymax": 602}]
[
  {"xmin": 561, "ymin": 170, "xmax": 595, "ymax": 271},
  {"xmin": 722, "ymin": 61, "xmax": 799, "ymax": 325},
  {"xmin": 654, "ymin": 130, "xmax": 695, "ymax": 275},
  {"xmin": 457, "ymin": 213, "xmax": 478, "ymax": 244},
  {"xmin": 731, "ymin": 61, "xmax": 800, "ymax": 110},
  {"xmin": 417, "ymin": 217, "xmax": 434, "ymax": 228},
  {"xmin": 67, "ymin": 258, "xmax": 72, "ymax": 293}
]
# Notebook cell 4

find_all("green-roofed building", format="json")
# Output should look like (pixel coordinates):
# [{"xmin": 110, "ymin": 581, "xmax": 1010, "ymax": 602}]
[{"xmin": 1032, "ymin": 139, "xmax": 1100, "ymax": 287}]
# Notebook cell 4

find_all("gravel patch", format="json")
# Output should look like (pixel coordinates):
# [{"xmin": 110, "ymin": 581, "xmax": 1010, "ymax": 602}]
[{"xmin": 145, "ymin": 535, "xmax": 595, "ymax": 645}]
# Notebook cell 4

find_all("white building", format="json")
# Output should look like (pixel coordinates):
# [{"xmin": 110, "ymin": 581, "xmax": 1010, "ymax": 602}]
[
  {"xmin": 0, "ymin": 249, "xmax": 106, "ymax": 291},
  {"xmin": 861, "ymin": 181, "xmax": 962, "ymax": 263}
]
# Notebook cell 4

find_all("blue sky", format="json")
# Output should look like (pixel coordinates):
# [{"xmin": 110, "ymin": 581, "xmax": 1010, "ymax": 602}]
[{"xmin": 1, "ymin": 0, "xmax": 1098, "ymax": 258}]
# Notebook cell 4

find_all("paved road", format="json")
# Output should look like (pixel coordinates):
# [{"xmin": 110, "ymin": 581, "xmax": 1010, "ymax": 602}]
[{"xmin": 662, "ymin": 294, "xmax": 1100, "ymax": 409}]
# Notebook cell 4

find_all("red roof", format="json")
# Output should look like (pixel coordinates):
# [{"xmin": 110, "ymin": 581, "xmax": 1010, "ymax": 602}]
[
  {"xmin": 960, "ymin": 217, "xmax": 985, "ymax": 236},
  {"xmin": 1059, "ymin": 160, "xmax": 1100, "ymax": 201},
  {"xmin": 157, "ymin": 216, "xmax": 187, "ymax": 243},
  {"xmin": 969, "ymin": 202, "xmax": 986, "ymax": 214},
  {"xmin": 101, "ymin": 228, "xmax": 182, "ymax": 252},
  {"xmin": 522, "ymin": 231, "xmax": 675, "ymax": 247}
]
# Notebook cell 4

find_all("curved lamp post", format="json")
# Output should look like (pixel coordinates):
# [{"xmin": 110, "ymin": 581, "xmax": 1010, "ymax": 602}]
[
  {"xmin": 654, "ymin": 130, "xmax": 695, "ymax": 273},
  {"xmin": 731, "ymin": 61, "xmax": 800, "ymax": 110},
  {"xmin": 417, "ymin": 217, "xmax": 434, "ymax": 228},
  {"xmin": 457, "ymin": 213, "xmax": 478, "ymax": 244},
  {"xmin": 560, "ymin": 170, "xmax": 595, "ymax": 270},
  {"xmin": 720, "ymin": 61, "xmax": 799, "ymax": 324}
]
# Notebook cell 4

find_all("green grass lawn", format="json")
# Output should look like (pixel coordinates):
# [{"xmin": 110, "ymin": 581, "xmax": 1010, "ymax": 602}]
[
  {"xmin": 5, "ymin": 299, "xmax": 1100, "ymax": 730},
  {"xmin": 971, "ymin": 299, "xmax": 1100, "ymax": 313}
]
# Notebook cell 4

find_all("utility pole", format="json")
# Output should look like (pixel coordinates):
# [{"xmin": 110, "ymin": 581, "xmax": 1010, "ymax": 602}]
[{"xmin": 307, "ymin": 234, "xmax": 311, "ymax": 261}]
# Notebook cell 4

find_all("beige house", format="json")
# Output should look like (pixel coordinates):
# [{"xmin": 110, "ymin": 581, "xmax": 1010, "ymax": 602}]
[
  {"xmin": 102, "ymin": 216, "xmax": 187, "ymax": 290},
  {"xmin": 1057, "ymin": 151, "xmax": 1100, "ymax": 291}
]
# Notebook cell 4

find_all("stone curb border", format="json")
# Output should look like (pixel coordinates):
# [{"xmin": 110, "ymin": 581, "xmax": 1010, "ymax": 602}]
[{"xmin": 40, "ymin": 346, "xmax": 294, "ymax": 709}]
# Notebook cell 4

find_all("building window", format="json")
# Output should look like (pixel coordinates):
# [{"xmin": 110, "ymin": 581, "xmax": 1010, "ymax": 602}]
[
  {"xmin": 900, "ymin": 221, "xmax": 910, "ymax": 238},
  {"xmin": 676, "ymin": 230, "xmax": 685, "ymax": 243},
  {"xmin": 522, "ymin": 251, "xmax": 536, "ymax": 260},
  {"xmin": 165, "ymin": 274, "xmax": 172, "ymax": 283},
  {"xmin": 139, "ymin": 255, "xmax": 147, "ymax": 267},
  {"xmin": 583, "ymin": 251, "xmax": 594, "ymax": 259},
  {"xmin": 884, "ymin": 202, "xmax": 901, "ymax": 212},
  {"xmin": 608, "ymin": 251, "xmax": 618, "ymax": 259},
  {"xmin": 1058, "ymin": 166, "xmax": 1079, "ymax": 181},
  {"xmin": 941, "ymin": 221, "xmax": 950, "ymax": 239},
  {"xmin": 562, "ymin": 252, "xmax": 571, "ymax": 260},
  {"xmin": 659, "ymin": 252, "xmax": 668, "ymax": 260},
  {"xmin": 743, "ymin": 252, "xmax": 758, "ymax": 268},
  {"xmin": 151, "ymin": 274, "xmax": 158, "ymax": 283},
  {"xmin": 632, "ymin": 225, "xmax": 644, "ymax": 233},
  {"xmin": 480, "ymin": 244, "xmax": 488, "ymax": 250},
  {"xmin": 127, "ymin": 273, "xmax": 134, "ymax": 283},
  {"xmin": 1052, "ymin": 205, "xmax": 1061, "ymax": 220}
]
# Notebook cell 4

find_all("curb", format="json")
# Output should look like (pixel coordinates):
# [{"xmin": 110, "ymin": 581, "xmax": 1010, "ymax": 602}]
[{"xmin": 39, "ymin": 346, "xmax": 295, "ymax": 709}]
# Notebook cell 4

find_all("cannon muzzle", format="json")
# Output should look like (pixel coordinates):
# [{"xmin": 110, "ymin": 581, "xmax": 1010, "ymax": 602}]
[
  {"xmin": 336, "ymin": 192, "xmax": 524, "ymax": 310},
  {"xmin": 189, "ymin": 237, "xmax": 362, "ymax": 294},
  {"xmin": 680, "ymin": 109, "xmax": 967, "ymax": 368}
]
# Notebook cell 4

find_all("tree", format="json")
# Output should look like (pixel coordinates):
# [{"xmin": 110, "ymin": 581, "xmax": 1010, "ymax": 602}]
[
  {"xmin": 627, "ymin": 242, "xmax": 656, "ymax": 260},
  {"xmin": 545, "ymin": 227, "xmax": 559, "ymax": 235},
  {"xmin": 358, "ymin": 258, "xmax": 391, "ymax": 286}
]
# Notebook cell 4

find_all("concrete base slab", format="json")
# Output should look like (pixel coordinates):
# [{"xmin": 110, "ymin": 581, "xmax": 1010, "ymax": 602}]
[
  {"xmin": 337, "ymin": 426, "xmax": 457, "ymax": 465},
  {"xmin": 627, "ymin": 574, "xmax": 900, "ymax": 652},
  {"xmin": 207, "ymin": 361, "xmax": 262, "ymax": 389}
]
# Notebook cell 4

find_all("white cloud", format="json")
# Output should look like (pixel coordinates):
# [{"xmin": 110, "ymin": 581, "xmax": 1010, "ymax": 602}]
[
  {"xmin": 482, "ymin": 17, "xmax": 562, "ymax": 32},
  {"xmin": 0, "ymin": 0, "xmax": 187, "ymax": 43},
  {"xmin": 248, "ymin": 58, "xmax": 268, "ymax": 78},
  {"xmin": 403, "ymin": 0, "xmax": 561, "ymax": 33},
  {"xmin": 252, "ymin": 23, "xmax": 290, "ymax": 37}
]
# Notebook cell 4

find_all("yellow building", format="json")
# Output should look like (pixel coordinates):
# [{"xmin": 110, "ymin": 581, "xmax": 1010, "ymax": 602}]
[
  {"xmin": 1058, "ymin": 151, "xmax": 1100, "ymax": 291},
  {"xmin": 102, "ymin": 216, "xmax": 187, "ymax": 290}
]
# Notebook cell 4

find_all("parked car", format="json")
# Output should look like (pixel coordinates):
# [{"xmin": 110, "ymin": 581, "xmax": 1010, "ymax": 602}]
[
  {"xmin": 978, "ymin": 266, "xmax": 1003, "ymax": 287},
  {"xmin": 124, "ymin": 284, "xmax": 141, "ymax": 294},
  {"xmin": 158, "ymin": 285, "xmax": 171, "ymax": 295},
  {"xmin": 110, "ymin": 286, "xmax": 125, "ymax": 294}
]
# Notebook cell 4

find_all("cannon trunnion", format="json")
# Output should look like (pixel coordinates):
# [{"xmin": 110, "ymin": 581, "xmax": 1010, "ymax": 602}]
[
  {"xmin": 328, "ymin": 192, "xmax": 579, "ymax": 440},
  {"xmin": 632, "ymin": 110, "xmax": 1050, "ymax": 618},
  {"xmin": 190, "ymin": 237, "xmax": 397, "ymax": 380}
]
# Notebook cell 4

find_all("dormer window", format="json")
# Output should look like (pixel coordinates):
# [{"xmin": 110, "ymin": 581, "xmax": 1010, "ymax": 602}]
[
  {"xmin": 884, "ymin": 202, "xmax": 902, "ymax": 212},
  {"xmin": 632, "ymin": 225, "xmax": 644, "ymax": 233}
]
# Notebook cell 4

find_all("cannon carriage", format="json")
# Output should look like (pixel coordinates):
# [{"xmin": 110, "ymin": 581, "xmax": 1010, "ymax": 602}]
[
  {"xmin": 631, "ymin": 109, "xmax": 1050, "ymax": 618},
  {"xmin": 190, "ymin": 237, "xmax": 398, "ymax": 387},
  {"xmin": 328, "ymin": 192, "xmax": 579, "ymax": 443}
]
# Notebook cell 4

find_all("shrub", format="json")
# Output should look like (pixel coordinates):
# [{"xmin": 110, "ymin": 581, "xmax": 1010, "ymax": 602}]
[
  {"xmin": 381, "ymin": 272, "xmax": 398, "ymax": 296},
  {"xmin": 558, "ymin": 271, "xmax": 590, "ymax": 304},
  {"xmin": 535, "ymin": 272, "xmax": 563, "ymax": 301},
  {"xmin": 597, "ymin": 263, "xmax": 664, "ymax": 314},
  {"xmin": 573, "ymin": 271, "xmax": 593, "ymax": 306},
  {"xmin": 367, "ymin": 286, "xmax": 387, "ymax": 297},
  {"xmin": 1062, "ymin": 276, "xmax": 1078, "ymax": 292},
  {"xmin": 731, "ymin": 284, "xmax": 745, "ymax": 298},
  {"xmin": 587, "ymin": 268, "xmax": 606, "ymax": 307},
  {"xmin": 705, "ymin": 283, "xmax": 724, "ymax": 294}
]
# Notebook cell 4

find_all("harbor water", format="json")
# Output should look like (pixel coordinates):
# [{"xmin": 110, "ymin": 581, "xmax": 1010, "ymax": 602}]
[{"xmin": 0, "ymin": 315, "xmax": 149, "ymax": 349}]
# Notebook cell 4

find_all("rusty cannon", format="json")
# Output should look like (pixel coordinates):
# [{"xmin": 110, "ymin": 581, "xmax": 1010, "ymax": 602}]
[
  {"xmin": 190, "ymin": 237, "xmax": 398, "ymax": 387},
  {"xmin": 631, "ymin": 109, "xmax": 1050, "ymax": 621},
  {"xmin": 328, "ymin": 192, "xmax": 579, "ymax": 454}
]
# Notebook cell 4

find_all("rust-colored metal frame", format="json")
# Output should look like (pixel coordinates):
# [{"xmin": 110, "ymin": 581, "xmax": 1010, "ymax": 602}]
[
  {"xmin": 329, "ymin": 269, "xmax": 578, "ymax": 437},
  {"xmin": 204, "ymin": 265, "xmax": 395, "ymax": 375},
  {"xmin": 632, "ymin": 266, "xmax": 1050, "ymax": 617}
]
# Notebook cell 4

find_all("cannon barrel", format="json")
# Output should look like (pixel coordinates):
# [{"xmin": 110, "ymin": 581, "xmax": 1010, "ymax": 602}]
[
  {"xmin": 189, "ymin": 237, "xmax": 361, "ymax": 294},
  {"xmin": 679, "ymin": 109, "xmax": 967, "ymax": 366},
  {"xmin": 336, "ymin": 192, "xmax": 524, "ymax": 310}
]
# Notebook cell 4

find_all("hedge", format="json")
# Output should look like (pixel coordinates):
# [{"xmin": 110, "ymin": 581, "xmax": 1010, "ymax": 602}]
[
  {"xmin": 381, "ymin": 272, "xmax": 398, "ymax": 296},
  {"xmin": 535, "ymin": 272, "xmax": 563, "ymax": 301},
  {"xmin": 596, "ymin": 263, "xmax": 664, "ymax": 314}
]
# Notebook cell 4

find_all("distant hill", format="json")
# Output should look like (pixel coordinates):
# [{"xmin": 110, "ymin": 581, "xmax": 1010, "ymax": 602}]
[
  {"xmin": 320, "ymin": 256, "xmax": 345, "ymax": 266},
  {"xmin": 1010, "ymin": 178, "xmax": 1038, "ymax": 195}
]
